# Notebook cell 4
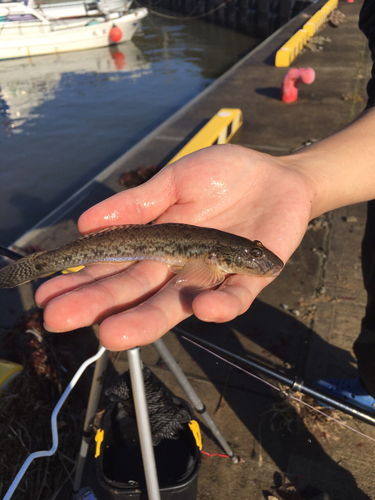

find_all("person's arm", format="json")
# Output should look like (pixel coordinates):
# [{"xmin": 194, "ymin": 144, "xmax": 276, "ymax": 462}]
[
  {"xmin": 287, "ymin": 107, "xmax": 375, "ymax": 218},
  {"xmin": 359, "ymin": 0, "xmax": 375, "ymax": 109},
  {"xmin": 34, "ymin": 107, "xmax": 375, "ymax": 351}
]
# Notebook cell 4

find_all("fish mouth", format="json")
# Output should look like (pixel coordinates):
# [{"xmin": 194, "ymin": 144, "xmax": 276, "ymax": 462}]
[
  {"xmin": 256, "ymin": 258, "xmax": 284, "ymax": 277},
  {"xmin": 262, "ymin": 266, "xmax": 282, "ymax": 277}
]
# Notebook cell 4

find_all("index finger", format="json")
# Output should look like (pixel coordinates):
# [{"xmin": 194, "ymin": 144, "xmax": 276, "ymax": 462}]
[{"xmin": 78, "ymin": 165, "xmax": 177, "ymax": 233}]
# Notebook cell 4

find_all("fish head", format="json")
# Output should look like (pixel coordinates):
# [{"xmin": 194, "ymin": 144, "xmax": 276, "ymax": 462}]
[{"xmin": 227, "ymin": 240, "xmax": 284, "ymax": 277}]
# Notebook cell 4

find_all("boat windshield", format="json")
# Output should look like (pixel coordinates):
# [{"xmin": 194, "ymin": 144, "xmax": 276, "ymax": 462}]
[{"xmin": 5, "ymin": 14, "xmax": 39, "ymax": 20}]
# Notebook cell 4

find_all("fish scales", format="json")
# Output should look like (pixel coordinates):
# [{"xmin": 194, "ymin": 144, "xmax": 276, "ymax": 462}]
[{"xmin": 0, "ymin": 223, "xmax": 284, "ymax": 289}]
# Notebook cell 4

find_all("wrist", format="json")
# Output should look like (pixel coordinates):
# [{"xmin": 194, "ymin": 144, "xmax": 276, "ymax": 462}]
[
  {"xmin": 280, "ymin": 149, "xmax": 337, "ymax": 220},
  {"xmin": 279, "ymin": 107, "xmax": 375, "ymax": 219}
]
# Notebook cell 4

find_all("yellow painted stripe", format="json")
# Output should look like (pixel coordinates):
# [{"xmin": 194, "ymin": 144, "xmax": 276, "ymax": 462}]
[
  {"xmin": 275, "ymin": 0, "xmax": 338, "ymax": 67},
  {"xmin": 303, "ymin": 9, "xmax": 328, "ymax": 37},
  {"xmin": 275, "ymin": 29, "xmax": 309, "ymax": 67},
  {"xmin": 167, "ymin": 108, "xmax": 243, "ymax": 165}
]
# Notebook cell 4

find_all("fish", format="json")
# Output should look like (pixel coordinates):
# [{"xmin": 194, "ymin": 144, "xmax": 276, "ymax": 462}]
[{"xmin": 0, "ymin": 223, "xmax": 284, "ymax": 289}]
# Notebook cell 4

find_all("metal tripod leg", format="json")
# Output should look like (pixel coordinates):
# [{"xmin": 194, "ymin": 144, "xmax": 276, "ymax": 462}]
[
  {"xmin": 74, "ymin": 335, "xmax": 235, "ymax": 496},
  {"xmin": 73, "ymin": 346, "xmax": 161, "ymax": 499},
  {"xmin": 73, "ymin": 345, "xmax": 109, "ymax": 493},
  {"xmin": 128, "ymin": 347, "xmax": 161, "ymax": 500},
  {"xmin": 153, "ymin": 338, "xmax": 239, "ymax": 463}
]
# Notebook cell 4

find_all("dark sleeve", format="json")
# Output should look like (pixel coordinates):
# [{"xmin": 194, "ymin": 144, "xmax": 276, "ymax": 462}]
[{"xmin": 359, "ymin": 0, "xmax": 375, "ymax": 108}]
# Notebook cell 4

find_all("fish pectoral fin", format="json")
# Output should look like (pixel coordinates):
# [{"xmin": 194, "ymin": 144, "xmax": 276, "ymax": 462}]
[
  {"xmin": 174, "ymin": 258, "xmax": 225, "ymax": 290},
  {"xmin": 169, "ymin": 264, "xmax": 183, "ymax": 274},
  {"xmin": 61, "ymin": 265, "xmax": 86, "ymax": 274}
]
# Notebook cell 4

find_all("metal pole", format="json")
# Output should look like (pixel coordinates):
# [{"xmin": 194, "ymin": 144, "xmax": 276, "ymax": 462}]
[
  {"xmin": 153, "ymin": 338, "xmax": 238, "ymax": 463},
  {"xmin": 73, "ymin": 346, "xmax": 109, "ymax": 492},
  {"xmin": 127, "ymin": 347, "xmax": 161, "ymax": 500},
  {"xmin": 174, "ymin": 328, "xmax": 375, "ymax": 427}
]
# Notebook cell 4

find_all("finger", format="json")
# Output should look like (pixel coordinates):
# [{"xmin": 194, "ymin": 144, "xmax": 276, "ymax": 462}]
[
  {"xmin": 78, "ymin": 166, "xmax": 177, "ymax": 233},
  {"xmin": 98, "ymin": 278, "xmax": 197, "ymax": 350},
  {"xmin": 42, "ymin": 261, "xmax": 172, "ymax": 332},
  {"xmin": 97, "ymin": 274, "xmax": 271, "ymax": 351},
  {"xmin": 35, "ymin": 262, "xmax": 134, "ymax": 307},
  {"xmin": 192, "ymin": 274, "xmax": 273, "ymax": 322}
]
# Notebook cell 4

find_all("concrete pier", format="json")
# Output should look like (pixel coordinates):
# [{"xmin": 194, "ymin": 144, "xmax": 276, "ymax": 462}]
[{"xmin": 1, "ymin": 1, "xmax": 374, "ymax": 498}]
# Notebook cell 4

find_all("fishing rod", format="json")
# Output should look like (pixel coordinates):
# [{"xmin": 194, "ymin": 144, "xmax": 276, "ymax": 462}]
[
  {"xmin": 173, "ymin": 327, "xmax": 375, "ymax": 427},
  {"xmin": 0, "ymin": 245, "xmax": 24, "ymax": 261}
]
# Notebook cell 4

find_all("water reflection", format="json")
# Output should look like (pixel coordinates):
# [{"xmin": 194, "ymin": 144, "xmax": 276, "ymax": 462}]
[
  {"xmin": 0, "ymin": 18, "xmax": 259, "ymax": 245},
  {"xmin": 0, "ymin": 43, "xmax": 151, "ymax": 134}
]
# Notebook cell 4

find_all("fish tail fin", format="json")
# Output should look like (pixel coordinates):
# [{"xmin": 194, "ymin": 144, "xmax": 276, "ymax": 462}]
[{"xmin": 0, "ymin": 251, "xmax": 53, "ymax": 289}]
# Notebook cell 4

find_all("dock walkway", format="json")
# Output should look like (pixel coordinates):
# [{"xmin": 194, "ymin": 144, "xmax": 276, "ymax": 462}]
[{"xmin": 1, "ymin": 1, "xmax": 374, "ymax": 498}]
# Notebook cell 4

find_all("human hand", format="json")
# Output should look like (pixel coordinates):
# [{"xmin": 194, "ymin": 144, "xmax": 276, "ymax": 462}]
[{"xmin": 35, "ymin": 144, "xmax": 314, "ymax": 350}]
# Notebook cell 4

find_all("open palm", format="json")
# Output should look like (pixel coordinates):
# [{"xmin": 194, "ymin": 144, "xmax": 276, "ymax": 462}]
[{"xmin": 35, "ymin": 144, "xmax": 314, "ymax": 351}]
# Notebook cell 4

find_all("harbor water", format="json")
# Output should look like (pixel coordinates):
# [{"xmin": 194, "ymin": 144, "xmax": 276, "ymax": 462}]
[{"xmin": 0, "ymin": 14, "xmax": 259, "ymax": 246}]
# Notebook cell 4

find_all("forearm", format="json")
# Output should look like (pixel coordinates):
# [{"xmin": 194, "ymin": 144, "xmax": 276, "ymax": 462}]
[{"xmin": 281, "ymin": 107, "xmax": 375, "ymax": 219}]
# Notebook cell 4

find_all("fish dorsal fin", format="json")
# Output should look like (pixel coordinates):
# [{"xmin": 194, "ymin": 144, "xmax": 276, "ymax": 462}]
[
  {"xmin": 174, "ymin": 257, "xmax": 225, "ymax": 290},
  {"xmin": 94, "ymin": 224, "xmax": 136, "ymax": 233},
  {"xmin": 81, "ymin": 224, "xmax": 136, "ymax": 239}
]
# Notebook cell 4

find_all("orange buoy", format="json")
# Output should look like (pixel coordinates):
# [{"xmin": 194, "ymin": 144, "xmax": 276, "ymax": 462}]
[{"xmin": 109, "ymin": 25, "xmax": 122, "ymax": 43}]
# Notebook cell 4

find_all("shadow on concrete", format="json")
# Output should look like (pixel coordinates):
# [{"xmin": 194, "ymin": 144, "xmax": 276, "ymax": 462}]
[
  {"xmin": 158, "ymin": 119, "xmax": 210, "ymax": 166},
  {"xmin": 262, "ymin": 50, "xmax": 279, "ymax": 67},
  {"xmin": 255, "ymin": 86, "xmax": 282, "ymax": 100},
  {"xmin": 174, "ymin": 299, "xmax": 368, "ymax": 500}
]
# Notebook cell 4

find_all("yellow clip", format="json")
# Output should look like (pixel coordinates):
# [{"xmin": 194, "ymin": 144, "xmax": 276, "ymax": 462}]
[
  {"xmin": 61, "ymin": 265, "xmax": 86, "ymax": 274},
  {"xmin": 95, "ymin": 429, "xmax": 104, "ymax": 458},
  {"xmin": 0, "ymin": 359, "xmax": 23, "ymax": 393},
  {"xmin": 188, "ymin": 420, "xmax": 202, "ymax": 450}
]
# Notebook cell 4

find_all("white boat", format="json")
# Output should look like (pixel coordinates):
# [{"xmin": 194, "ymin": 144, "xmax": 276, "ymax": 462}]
[{"xmin": 0, "ymin": 2, "xmax": 148, "ymax": 60}]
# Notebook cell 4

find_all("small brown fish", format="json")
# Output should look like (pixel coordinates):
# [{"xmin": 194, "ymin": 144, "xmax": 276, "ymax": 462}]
[{"xmin": 0, "ymin": 223, "xmax": 284, "ymax": 289}]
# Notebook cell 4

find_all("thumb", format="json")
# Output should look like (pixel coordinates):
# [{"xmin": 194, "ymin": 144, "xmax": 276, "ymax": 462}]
[{"xmin": 77, "ymin": 165, "xmax": 177, "ymax": 234}]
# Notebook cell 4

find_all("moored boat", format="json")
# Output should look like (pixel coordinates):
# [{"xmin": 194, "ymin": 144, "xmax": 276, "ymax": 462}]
[{"xmin": 0, "ymin": 2, "xmax": 148, "ymax": 60}]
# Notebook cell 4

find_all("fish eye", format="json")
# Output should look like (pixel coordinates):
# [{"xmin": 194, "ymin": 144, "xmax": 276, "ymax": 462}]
[{"xmin": 250, "ymin": 247, "xmax": 263, "ymax": 258}]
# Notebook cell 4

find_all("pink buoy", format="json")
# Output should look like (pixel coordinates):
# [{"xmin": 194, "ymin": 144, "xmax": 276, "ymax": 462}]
[
  {"xmin": 281, "ymin": 67, "xmax": 316, "ymax": 103},
  {"xmin": 109, "ymin": 25, "xmax": 122, "ymax": 43}
]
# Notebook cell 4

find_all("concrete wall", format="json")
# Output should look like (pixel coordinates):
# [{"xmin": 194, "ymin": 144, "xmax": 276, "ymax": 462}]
[{"xmin": 141, "ymin": 0, "xmax": 311, "ymax": 38}]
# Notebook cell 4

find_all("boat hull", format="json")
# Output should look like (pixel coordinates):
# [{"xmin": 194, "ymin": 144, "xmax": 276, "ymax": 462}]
[{"xmin": 0, "ymin": 8, "xmax": 148, "ymax": 60}]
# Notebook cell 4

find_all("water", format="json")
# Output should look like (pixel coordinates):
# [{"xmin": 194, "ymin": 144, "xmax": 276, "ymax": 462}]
[{"xmin": 0, "ymin": 14, "xmax": 259, "ymax": 246}]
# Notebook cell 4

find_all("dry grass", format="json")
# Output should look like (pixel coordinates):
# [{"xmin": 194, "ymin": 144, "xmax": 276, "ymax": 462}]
[
  {"xmin": 0, "ymin": 310, "xmax": 98, "ymax": 500},
  {"xmin": 267, "ymin": 386, "xmax": 352, "ymax": 442}
]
